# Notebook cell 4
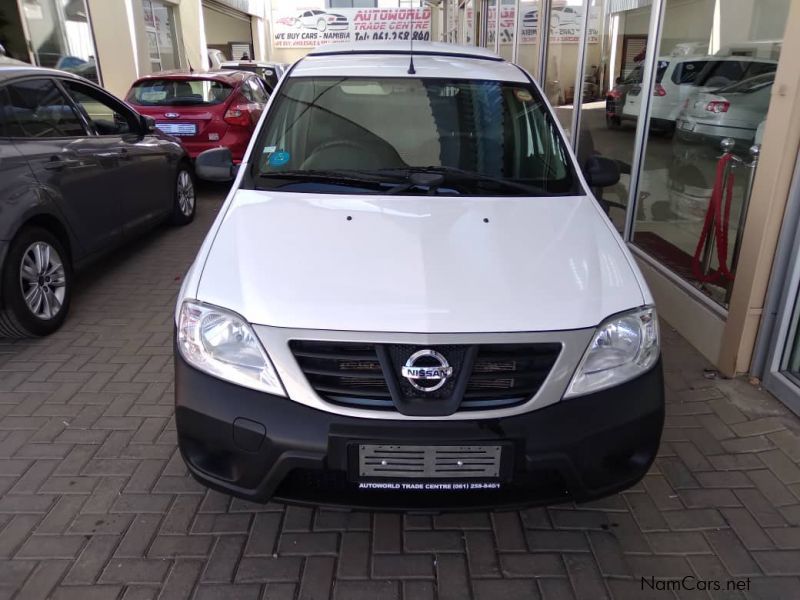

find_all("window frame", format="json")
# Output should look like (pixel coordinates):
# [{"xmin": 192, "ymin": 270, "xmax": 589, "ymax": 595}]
[
  {"xmin": 0, "ymin": 76, "xmax": 91, "ymax": 141},
  {"xmin": 57, "ymin": 78, "xmax": 142, "ymax": 138},
  {"xmin": 245, "ymin": 77, "xmax": 269, "ymax": 104}
]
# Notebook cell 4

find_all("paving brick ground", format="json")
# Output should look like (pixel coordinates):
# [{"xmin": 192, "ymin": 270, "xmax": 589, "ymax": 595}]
[{"xmin": 1, "ymin": 184, "xmax": 800, "ymax": 599}]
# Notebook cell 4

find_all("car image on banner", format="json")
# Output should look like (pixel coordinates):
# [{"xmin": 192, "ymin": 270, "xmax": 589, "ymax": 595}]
[
  {"xmin": 271, "ymin": 7, "xmax": 431, "ymax": 48},
  {"xmin": 295, "ymin": 9, "xmax": 348, "ymax": 32}
]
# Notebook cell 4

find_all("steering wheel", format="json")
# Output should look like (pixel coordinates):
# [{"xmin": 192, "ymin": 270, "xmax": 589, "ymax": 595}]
[{"xmin": 300, "ymin": 139, "xmax": 393, "ymax": 171}]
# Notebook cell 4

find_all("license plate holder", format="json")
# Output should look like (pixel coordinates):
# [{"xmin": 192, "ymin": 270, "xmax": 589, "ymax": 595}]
[
  {"xmin": 155, "ymin": 122, "xmax": 197, "ymax": 136},
  {"xmin": 355, "ymin": 443, "xmax": 505, "ymax": 480}
]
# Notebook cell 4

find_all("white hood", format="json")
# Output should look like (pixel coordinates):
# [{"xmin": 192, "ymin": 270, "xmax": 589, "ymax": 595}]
[{"xmin": 196, "ymin": 190, "xmax": 646, "ymax": 332}]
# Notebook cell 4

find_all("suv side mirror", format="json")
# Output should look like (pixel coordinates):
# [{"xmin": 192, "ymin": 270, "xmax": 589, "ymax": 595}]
[
  {"xmin": 584, "ymin": 156, "xmax": 620, "ymax": 188},
  {"xmin": 141, "ymin": 115, "xmax": 156, "ymax": 133},
  {"xmin": 196, "ymin": 147, "xmax": 236, "ymax": 182}
]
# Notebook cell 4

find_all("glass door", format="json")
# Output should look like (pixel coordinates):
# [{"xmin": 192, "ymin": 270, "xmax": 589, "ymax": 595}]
[
  {"xmin": 143, "ymin": 0, "xmax": 180, "ymax": 73},
  {"xmin": 761, "ymin": 157, "xmax": 800, "ymax": 416}
]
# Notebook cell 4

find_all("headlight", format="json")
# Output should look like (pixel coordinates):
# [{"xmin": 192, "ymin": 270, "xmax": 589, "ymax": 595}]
[
  {"xmin": 565, "ymin": 307, "xmax": 659, "ymax": 398},
  {"xmin": 177, "ymin": 300, "xmax": 285, "ymax": 396}
]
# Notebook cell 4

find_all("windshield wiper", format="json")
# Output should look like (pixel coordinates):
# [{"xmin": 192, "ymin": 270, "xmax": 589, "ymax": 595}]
[
  {"xmin": 380, "ymin": 166, "xmax": 548, "ymax": 195},
  {"xmin": 386, "ymin": 172, "xmax": 447, "ymax": 195},
  {"xmin": 257, "ymin": 169, "xmax": 405, "ymax": 189}
]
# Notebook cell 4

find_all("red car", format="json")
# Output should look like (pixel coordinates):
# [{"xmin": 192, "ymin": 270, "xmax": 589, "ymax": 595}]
[{"xmin": 126, "ymin": 70, "xmax": 269, "ymax": 163}]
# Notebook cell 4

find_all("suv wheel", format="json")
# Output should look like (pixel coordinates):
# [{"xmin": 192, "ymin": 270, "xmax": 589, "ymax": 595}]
[
  {"xmin": 0, "ymin": 227, "xmax": 72, "ymax": 338},
  {"xmin": 171, "ymin": 164, "xmax": 196, "ymax": 226}
]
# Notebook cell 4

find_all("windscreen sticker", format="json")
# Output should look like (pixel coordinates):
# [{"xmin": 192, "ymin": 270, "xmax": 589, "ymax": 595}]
[
  {"xmin": 268, "ymin": 150, "xmax": 290, "ymax": 167},
  {"xmin": 141, "ymin": 91, "xmax": 167, "ymax": 101},
  {"xmin": 514, "ymin": 89, "xmax": 533, "ymax": 102},
  {"xmin": 358, "ymin": 482, "xmax": 501, "ymax": 491},
  {"xmin": 263, "ymin": 145, "xmax": 277, "ymax": 154}
]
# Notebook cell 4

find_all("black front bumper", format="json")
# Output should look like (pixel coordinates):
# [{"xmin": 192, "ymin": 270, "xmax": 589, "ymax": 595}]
[{"xmin": 174, "ymin": 349, "xmax": 664, "ymax": 510}]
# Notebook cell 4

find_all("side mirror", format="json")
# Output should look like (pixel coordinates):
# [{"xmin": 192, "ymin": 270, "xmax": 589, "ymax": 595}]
[
  {"xmin": 615, "ymin": 76, "xmax": 623, "ymax": 85},
  {"xmin": 141, "ymin": 115, "xmax": 156, "ymax": 133},
  {"xmin": 196, "ymin": 147, "xmax": 236, "ymax": 182},
  {"xmin": 584, "ymin": 155, "xmax": 620, "ymax": 188}
]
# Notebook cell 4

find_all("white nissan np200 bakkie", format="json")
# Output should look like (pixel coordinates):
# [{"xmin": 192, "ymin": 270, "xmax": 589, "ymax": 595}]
[{"xmin": 175, "ymin": 42, "xmax": 664, "ymax": 510}]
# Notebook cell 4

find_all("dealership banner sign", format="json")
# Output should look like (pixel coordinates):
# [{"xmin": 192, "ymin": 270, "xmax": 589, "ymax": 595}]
[
  {"xmin": 272, "ymin": 8, "xmax": 431, "ymax": 49},
  {"xmin": 465, "ymin": 2, "xmax": 601, "ymax": 45}
]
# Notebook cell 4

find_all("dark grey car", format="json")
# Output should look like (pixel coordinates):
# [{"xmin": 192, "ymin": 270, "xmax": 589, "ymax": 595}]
[{"xmin": 0, "ymin": 66, "xmax": 196, "ymax": 337}]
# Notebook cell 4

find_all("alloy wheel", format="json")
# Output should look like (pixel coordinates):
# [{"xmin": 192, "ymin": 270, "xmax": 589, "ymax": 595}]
[
  {"xmin": 177, "ymin": 170, "xmax": 196, "ymax": 217},
  {"xmin": 18, "ymin": 241, "xmax": 66, "ymax": 320}
]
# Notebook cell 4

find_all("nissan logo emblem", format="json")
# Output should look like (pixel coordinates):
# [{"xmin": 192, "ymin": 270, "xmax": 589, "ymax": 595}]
[{"xmin": 401, "ymin": 349, "xmax": 453, "ymax": 392}]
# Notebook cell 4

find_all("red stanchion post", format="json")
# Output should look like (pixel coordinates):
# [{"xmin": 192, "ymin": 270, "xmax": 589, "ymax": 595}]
[{"xmin": 691, "ymin": 139, "xmax": 737, "ymax": 285}]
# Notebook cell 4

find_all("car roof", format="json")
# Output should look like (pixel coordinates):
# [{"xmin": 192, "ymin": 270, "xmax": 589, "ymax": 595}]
[
  {"xmin": 0, "ymin": 64, "xmax": 85, "ymax": 82},
  {"xmin": 220, "ymin": 61, "xmax": 280, "ymax": 68},
  {"xmin": 132, "ymin": 70, "xmax": 250, "ymax": 85},
  {"xmin": 296, "ymin": 42, "xmax": 528, "ymax": 83},
  {"xmin": 308, "ymin": 41, "xmax": 502, "ymax": 61}
]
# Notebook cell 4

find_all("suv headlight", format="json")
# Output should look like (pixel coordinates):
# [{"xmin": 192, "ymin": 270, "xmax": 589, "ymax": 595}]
[
  {"xmin": 177, "ymin": 300, "xmax": 285, "ymax": 396},
  {"xmin": 565, "ymin": 307, "xmax": 659, "ymax": 398}
]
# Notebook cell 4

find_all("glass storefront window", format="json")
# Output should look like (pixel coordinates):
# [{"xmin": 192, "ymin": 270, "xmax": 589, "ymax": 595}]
[
  {"xmin": 465, "ymin": 0, "xmax": 541, "ymax": 82},
  {"xmin": 632, "ymin": 0, "xmax": 789, "ymax": 307},
  {"xmin": 515, "ymin": 0, "xmax": 542, "ymax": 77},
  {"xmin": 142, "ymin": 0, "xmax": 180, "ymax": 72},
  {"xmin": 19, "ymin": 0, "xmax": 99, "ymax": 83},
  {"xmin": 544, "ymin": 0, "xmax": 591, "ymax": 132},
  {"xmin": 576, "ymin": 0, "xmax": 651, "ymax": 232},
  {"xmin": 461, "ymin": 0, "xmax": 473, "ymax": 45}
]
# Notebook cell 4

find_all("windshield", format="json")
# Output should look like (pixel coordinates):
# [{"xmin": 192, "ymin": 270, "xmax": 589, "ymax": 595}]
[
  {"xmin": 127, "ymin": 79, "xmax": 233, "ymax": 106},
  {"xmin": 715, "ymin": 72, "xmax": 775, "ymax": 94},
  {"xmin": 249, "ymin": 77, "xmax": 580, "ymax": 196},
  {"xmin": 693, "ymin": 60, "xmax": 777, "ymax": 88},
  {"xmin": 223, "ymin": 65, "xmax": 278, "ymax": 90}
]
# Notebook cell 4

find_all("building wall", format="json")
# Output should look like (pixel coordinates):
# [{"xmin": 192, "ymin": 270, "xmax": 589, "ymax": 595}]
[
  {"xmin": 86, "ymin": 0, "xmax": 140, "ymax": 98},
  {"xmin": 176, "ymin": 0, "xmax": 207, "ymax": 71}
]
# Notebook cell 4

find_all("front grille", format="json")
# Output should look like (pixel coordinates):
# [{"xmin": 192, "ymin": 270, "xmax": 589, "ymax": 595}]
[
  {"xmin": 462, "ymin": 344, "xmax": 561, "ymax": 408},
  {"xmin": 290, "ymin": 340, "xmax": 561, "ymax": 413},
  {"xmin": 289, "ymin": 341, "xmax": 393, "ymax": 408}
]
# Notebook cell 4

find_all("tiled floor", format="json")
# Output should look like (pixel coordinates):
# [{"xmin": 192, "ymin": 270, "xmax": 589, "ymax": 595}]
[{"xmin": 1, "ymin": 185, "xmax": 799, "ymax": 600}]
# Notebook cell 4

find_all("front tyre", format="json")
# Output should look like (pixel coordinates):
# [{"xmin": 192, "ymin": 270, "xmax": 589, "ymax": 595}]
[
  {"xmin": 171, "ymin": 164, "xmax": 196, "ymax": 226},
  {"xmin": 317, "ymin": 18, "xmax": 328, "ymax": 31},
  {"xmin": 0, "ymin": 228, "xmax": 72, "ymax": 338}
]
